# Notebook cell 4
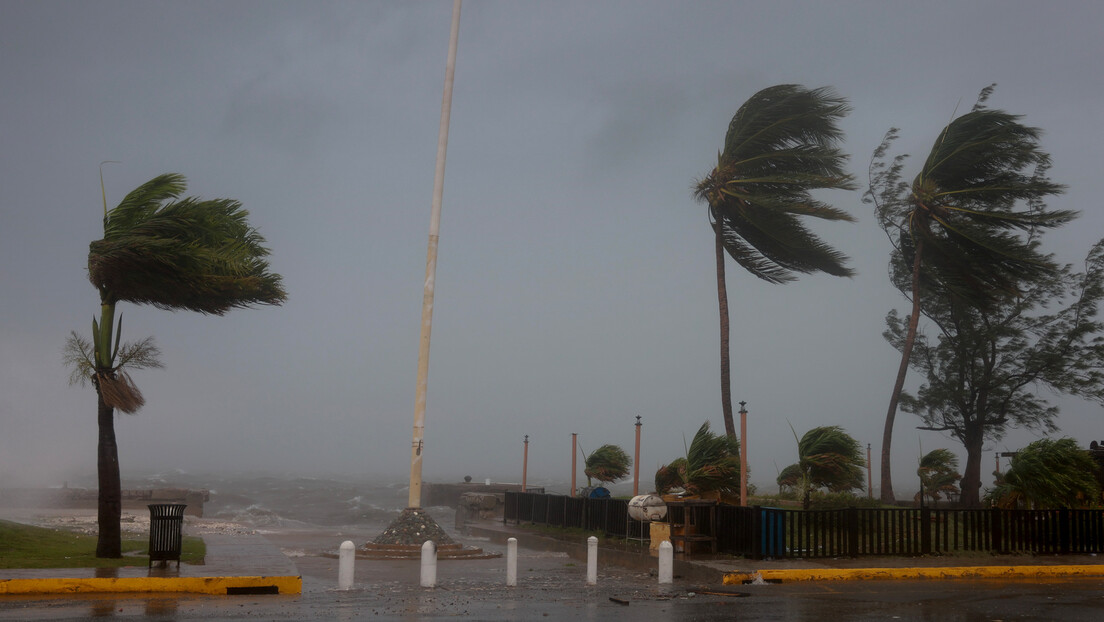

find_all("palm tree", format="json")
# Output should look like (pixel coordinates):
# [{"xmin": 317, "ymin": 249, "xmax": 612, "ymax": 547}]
[
  {"xmin": 655, "ymin": 421, "xmax": 743, "ymax": 500},
  {"xmin": 915, "ymin": 449, "xmax": 961, "ymax": 507},
  {"xmin": 693, "ymin": 85, "xmax": 857, "ymax": 440},
  {"xmin": 866, "ymin": 85, "xmax": 1073, "ymax": 503},
  {"xmin": 986, "ymin": 438, "xmax": 1100, "ymax": 509},
  {"xmin": 776, "ymin": 463, "xmax": 803, "ymax": 496},
  {"xmin": 780, "ymin": 425, "xmax": 865, "ymax": 509},
  {"xmin": 65, "ymin": 173, "xmax": 286, "ymax": 557},
  {"xmin": 583, "ymin": 444, "xmax": 632, "ymax": 488}
]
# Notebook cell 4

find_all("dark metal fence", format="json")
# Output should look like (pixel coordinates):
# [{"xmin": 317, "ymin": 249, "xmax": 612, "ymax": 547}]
[
  {"xmin": 503, "ymin": 492, "xmax": 1104, "ymax": 559},
  {"xmin": 505, "ymin": 492, "xmax": 628, "ymax": 536}
]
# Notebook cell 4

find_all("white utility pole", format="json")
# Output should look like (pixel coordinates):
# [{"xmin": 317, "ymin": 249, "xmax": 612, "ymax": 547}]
[{"xmin": 408, "ymin": 0, "xmax": 462, "ymax": 509}]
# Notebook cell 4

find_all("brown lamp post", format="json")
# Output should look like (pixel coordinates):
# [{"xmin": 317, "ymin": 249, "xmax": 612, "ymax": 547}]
[
  {"xmin": 739, "ymin": 401, "xmax": 748, "ymax": 506},
  {"xmin": 570, "ymin": 433, "xmax": 577, "ymax": 497},
  {"xmin": 867, "ymin": 443, "xmax": 873, "ymax": 499},
  {"xmin": 522, "ymin": 435, "xmax": 529, "ymax": 492},
  {"xmin": 633, "ymin": 416, "xmax": 642, "ymax": 497}
]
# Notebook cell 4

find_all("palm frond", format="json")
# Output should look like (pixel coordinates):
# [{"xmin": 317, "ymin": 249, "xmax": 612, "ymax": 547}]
[
  {"xmin": 96, "ymin": 370, "xmax": 145, "ymax": 414},
  {"xmin": 872, "ymin": 87, "xmax": 1073, "ymax": 311},
  {"xmin": 683, "ymin": 421, "xmax": 742, "ymax": 496},
  {"xmin": 88, "ymin": 175, "xmax": 287, "ymax": 314},
  {"xmin": 776, "ymin": 463, "xmax": 802, "ymax": 493},
  {"xmin": 114, "ymin": 336, "xmax": 164, "ymax": 372},
  {"xmin": 794, "ymin": 425, "xmax": 866, "ymax": 494},
  {"xmin": 655, "ymin": 458, "xmax": 687, "ymax": 494},
  {"xmin": 986, "ymin": 438, "xmax": 1099, "ymax": 508},
  {"xmin": 63, "ymin": 331, "xmax": 95, "ymax": 386},
  {"xmin": 696, "ymin": 84, "xmax": 857, "ymax": 284},
  {"xmin": 656, "ymin": 422, "xmax": 743, "ymax": 497},
  {"xmin": 584, "ymin": 444, "xmax": 631, "ymax": 485}
]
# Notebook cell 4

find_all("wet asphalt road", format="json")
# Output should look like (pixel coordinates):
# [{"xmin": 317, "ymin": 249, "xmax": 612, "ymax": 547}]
[
  {"xmin": 3, "ymin": 534, "xmax": 1103, "ymax": 620},
  {"xmin": 3, "ymin": 575, "xmax": 1104, "ymax": 620}
]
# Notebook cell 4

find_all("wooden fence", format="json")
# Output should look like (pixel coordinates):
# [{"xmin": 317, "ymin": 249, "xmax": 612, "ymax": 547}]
[{"xmin": 504, "ymin": 492, "xmax": 1104, "ymax": 559}]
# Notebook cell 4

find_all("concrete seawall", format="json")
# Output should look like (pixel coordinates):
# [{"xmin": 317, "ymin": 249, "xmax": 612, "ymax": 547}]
[{"xmin": 423, "ymin": 482, "xmax": 542, "ymax": 507}]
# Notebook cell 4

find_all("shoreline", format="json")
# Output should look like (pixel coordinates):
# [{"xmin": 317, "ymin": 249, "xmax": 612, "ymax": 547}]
[
  {"xmin": 0, "ymin": 505, "xmax": 444, "ymax": 561},
  {"xmin": 0, "ymin": 507, "xmax": 256, "ymax": 538}
]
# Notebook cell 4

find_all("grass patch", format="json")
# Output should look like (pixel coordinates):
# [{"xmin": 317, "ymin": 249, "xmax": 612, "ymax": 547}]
[{"xmin": 0, "ymin": 519, "xmax": 205, "ymax": 569}]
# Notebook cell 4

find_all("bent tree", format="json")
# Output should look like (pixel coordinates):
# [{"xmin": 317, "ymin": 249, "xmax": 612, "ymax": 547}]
[
  {"xmin": 886, "ymin": 240, "xmax": 1104, "ymax": 507},
  {"xmin": 779, "ymin": 425, "xmax": 866, "ymax": 509},
  {"xmin": 582, "ymin": 444, "xmax": 632, "ymax": 488},
  {"xmin": 987, "ymin": 438, "xmax": 1102, "ymax": 509},
  {"xmin": 865, "ymin": 85, "xmax": 1072, "ymax": 503},
  {"xmin": 65, "ymin": 173, "xmax": 286, "ymax": 557},
  {"xmin": 654, "ymin": 421, "xmax": 743, "ymax": 500},
  {"xmin": 916, "ymin": 448, "xmax": 961, "ymax": 507},
  {"xmin": 694, "ymin": 84, "xmax": 857, "ymax": 440}
]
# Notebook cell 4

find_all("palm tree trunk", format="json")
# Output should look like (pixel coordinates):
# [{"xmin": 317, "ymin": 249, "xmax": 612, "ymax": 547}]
[
  {"xmin": 94, "ymin": 299, "xmax": 122, "ymax": 558},
  {"xmin": 95, "ymin": 389, "xmax": 122, "ymax": 558},
  {"xmin": 714, "ymin": 223, "xmax": 736, "ymax": 440},
  {"xmin": 881, "ymin": 243, "xmax": 924, "ymax": 504}
]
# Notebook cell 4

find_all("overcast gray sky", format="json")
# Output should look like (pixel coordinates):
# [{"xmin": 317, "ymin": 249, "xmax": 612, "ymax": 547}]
[{"xmin": 2, "ymin": 0, "xmax": 1102, "ymax": 497}]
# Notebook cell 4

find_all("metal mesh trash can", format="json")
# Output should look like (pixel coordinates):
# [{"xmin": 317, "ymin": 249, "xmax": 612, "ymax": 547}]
[{"xmin": 148, "ymin": 503, "xmax": 187, "ymax": 567}]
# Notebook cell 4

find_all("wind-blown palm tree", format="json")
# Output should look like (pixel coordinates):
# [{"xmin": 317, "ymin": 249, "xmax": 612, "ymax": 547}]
[
  {"xmin": 866, "ymin": 85, "xmax": 1073, "ymax": 503},
  {"xmin": 655, "ymin": 421, "xmax": 743, "ymax": 500},
  {"xmin": 776, "ymin": 463, "xmax": 803, "ymax": 496},
  {"xmin": 694, "ymin": 84, "xmax": 857, "ymax": 439},
  {"xmin": 916, "ymin": 449, "xmax": 961, "ymax": 507},
  {"xmin": 780, "ymin": 425, "xmax": 865, "ymax": 509},
  {"xmin": 583, "ymin": 444, "xmax": 632, "ymax": 488},
  {"xmin": 65, "ymin": 173, "xmax": 286, "ymax": 557},
  {"xmin": 986, "ymin": 438, "xmax": 1100, "ymax": 509}
]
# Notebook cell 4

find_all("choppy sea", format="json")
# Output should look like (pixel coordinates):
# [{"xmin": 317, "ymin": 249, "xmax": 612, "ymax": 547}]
[
  {"xmin": 91, "ymin": 471, "xmax": 577, "ymax": 537},
  {"xmin": 125, "ymin": 472, "xmax": 428, "ymax": 535}
]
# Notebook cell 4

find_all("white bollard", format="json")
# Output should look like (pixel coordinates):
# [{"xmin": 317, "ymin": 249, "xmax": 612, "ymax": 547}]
[
  {"xmin": 420, "ymin": 540, "xmax": 437, "ymax": 588},
  {"xmin": 506, "ymin": 537, "xmax": 518, "ymax": 587},
  {"xmin": 658, "ymin": 540, "xmax": 673, "ymax": 584},
  {"xmin": 338, "ymin": 540, "xmax": 355, "ymax": 590},
  {"xmin": 586, "ymin": 536, "xmax": 598, "ymax": 585}
]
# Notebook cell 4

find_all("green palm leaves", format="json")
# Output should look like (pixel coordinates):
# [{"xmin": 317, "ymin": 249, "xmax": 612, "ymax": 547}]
[
  {"xmin": 780, "ymin": 425, "xmax": 865, "ymax": 508},
  {"xmin": 917, "ymin": 449, "xmax": 961, "ymax": 506},
  {"xmin": 88, "ymin": 173, "xmax": 287, "ymax": 314},
  {"xmin": 655, "ymin": 421, "xmax": 743, "ymax": 498},
  {"xmin": 795, "ymin": 425, "xmax": 866, "ymax": 492},
  {"xmin": 987, "ymin": 439, "xmax": 1100, "ymax": 509},
  {"xmin": 870, "ymin": 88, "xmax": 1073, "ymax": 305},
  {"xmin": 583, "ymin": 444, "xmax": 632, "ymax": 487},
  {"xmin": 695, "ymin": 84, "xmax": 857, "ymax": 284}
]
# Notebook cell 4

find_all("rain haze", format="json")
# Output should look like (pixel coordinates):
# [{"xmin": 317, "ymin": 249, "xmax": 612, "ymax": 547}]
[{"xmin": 2, "ymin": 1, "xmax": 1103, "ymax": 499}]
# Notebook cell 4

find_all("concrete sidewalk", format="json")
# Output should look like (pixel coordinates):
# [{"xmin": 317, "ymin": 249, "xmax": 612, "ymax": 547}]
[{"xmin": 0, "ymin": 533, "xmax": 301, "ymax": 595}]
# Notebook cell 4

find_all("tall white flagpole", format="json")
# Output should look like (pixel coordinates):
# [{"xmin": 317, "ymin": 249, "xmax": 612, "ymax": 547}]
[{"xmin": 408, "ymin": 0, "xmax": 462, "ymax": 509}]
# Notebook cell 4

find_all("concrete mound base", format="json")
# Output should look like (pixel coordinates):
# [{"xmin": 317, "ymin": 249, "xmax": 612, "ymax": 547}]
[
  {"xmin": 365, "ymin": 507, "xmax": 499, "ymax": 560},
  {"xmin": 359, "ymin": 542, "xmax": 500, "ymax": 560}
]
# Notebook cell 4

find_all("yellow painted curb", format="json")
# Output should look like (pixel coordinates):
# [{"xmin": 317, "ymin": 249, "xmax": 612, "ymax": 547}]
[
  {"xmin": 0, "ymin": 575, "xmax": 301, "ymax": 595},
  {"xmin": 724, "ymin": 565, "xmax": 1104, "ymax": 584}
]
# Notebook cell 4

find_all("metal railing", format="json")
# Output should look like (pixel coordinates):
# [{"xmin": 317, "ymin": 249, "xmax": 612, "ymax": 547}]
[{"xmin": 504, "ymin": 492, "xmax": 1104, "ymax": 559}]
